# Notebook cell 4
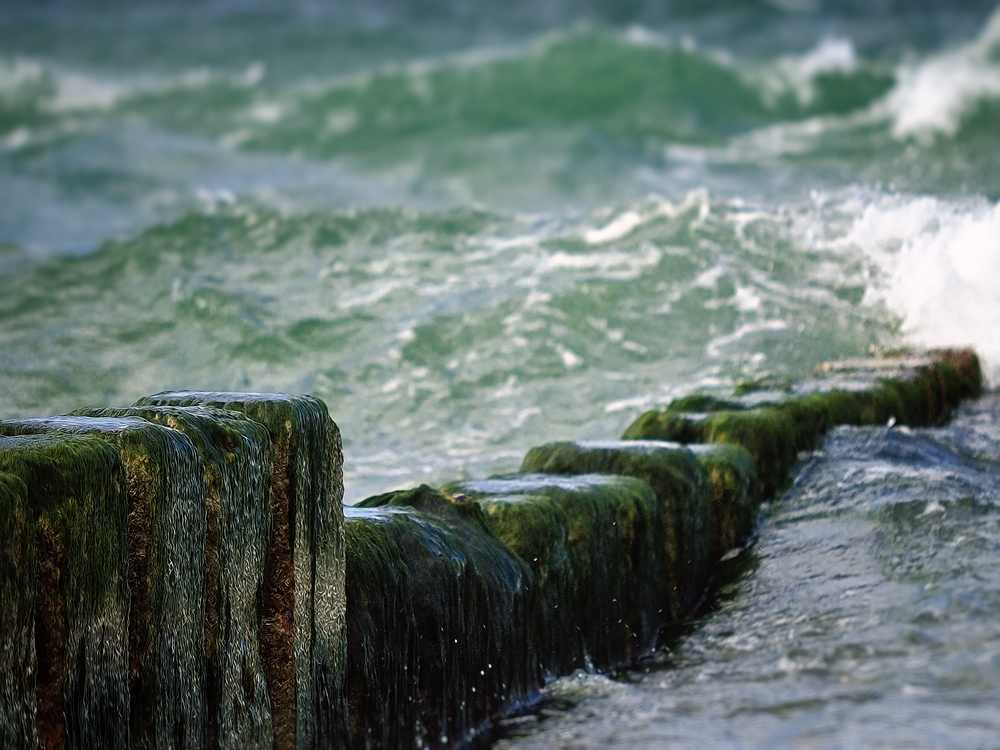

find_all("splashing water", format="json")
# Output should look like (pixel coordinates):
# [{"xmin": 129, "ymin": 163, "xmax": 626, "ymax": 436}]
[{"xmin": 1, "ymin": 2, "xmax": 1000, "ymax": 743}]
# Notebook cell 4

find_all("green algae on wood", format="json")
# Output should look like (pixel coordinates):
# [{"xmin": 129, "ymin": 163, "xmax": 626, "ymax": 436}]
[
  {"xmin": 135, "ymin": 391, "xmax": 347, "ymax": 749},
  {"xmin": 865, "ymin": 357, "xmax": 980, "ymax": 427},
  {"xmin": 685, "ymin": 443, "xmax": 759, "ymax": 565},
  {"xmin": 622, "ymin": 408, "xmax": 797, "ymax": 500},
  {"xmin": 764, "ymin": 394, "xmax": 832, "ymax": 451},
  {"xmin": 0, "ymin": 434, "xmax": 130, "ymax": 750},
  {"xmin": 792, "ymin": 350, "xmax": 981, "ymax": 430},
  {"xmin": 622, "ymin": 352, "xmax": 984, "ymax": 507},
  {"xmin": 77, "ymin": 405, "xmax": 275, "ymax": 750},
  {"xmin": 343, "ymin": 508, "xmax": 421, "ymax": 750},
  {"xmin": 0, "ymin": 417, "xmax": 207, "ymax": 749},
  {"xmin": 938, "ymin": 348, "xmax": 983, "ymax": 400},
  {"xmin": 520, "ymin": 441, "xmax": 710, "ymax": 628},
  {"xmin": 0, "ymin": 471, "xmax": 37, "ymax": 750},
  {"xmin": 354, "ymin": 486, "xmax": 536, "ymax": 748},
  {"xmin": 448, "ymin": 473, "xmax": 670, "ymax": 674}
]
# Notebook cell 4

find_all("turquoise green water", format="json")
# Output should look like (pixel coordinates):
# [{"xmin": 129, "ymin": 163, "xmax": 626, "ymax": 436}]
[
  {"xmin": 4, "ymin": 2, "xmax": 998, "ymax": 502},
  {"xmin": 2, "ymin": 3, "xmax": 1000, "ymax": 743}
]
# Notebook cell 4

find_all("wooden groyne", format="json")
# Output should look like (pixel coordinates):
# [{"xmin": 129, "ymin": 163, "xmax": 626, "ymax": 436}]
[{"xmin": 0, "ymin": 349, "xmax": 982, "ymax": 748}]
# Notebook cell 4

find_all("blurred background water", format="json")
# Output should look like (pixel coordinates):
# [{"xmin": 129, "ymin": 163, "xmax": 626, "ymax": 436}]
[
  {"xmin": 2, "ymin": 0, "xmax": 999, "ymax": 500},
  {"xmin": 2, "ymin": 3, "xmax": 1000, "ymax": 744}
]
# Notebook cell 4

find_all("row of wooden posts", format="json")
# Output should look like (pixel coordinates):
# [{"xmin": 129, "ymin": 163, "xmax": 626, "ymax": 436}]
[{"xmin": 0, "ymin": 350, "xmax": 982, "ymax": 748}]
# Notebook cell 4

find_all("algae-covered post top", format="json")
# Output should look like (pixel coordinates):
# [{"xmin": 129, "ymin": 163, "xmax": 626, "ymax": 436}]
[
  {"xmin": 520, "ymin": 439, "xmax": 712, "ymax": 627},
  {"xmin": 134, "ymin": 390, "xmax": 348, "ymax": 749},
  {"xmin": 0, "ymin": 432, "xmax": 130, "ymax": 750},
  {"xmin": 450, "ymin": 472, "xmax": 672, "ymax": 670},
  {"xmin": 0, "ymin": 416, "xmax": 208, "ymax": 750}
]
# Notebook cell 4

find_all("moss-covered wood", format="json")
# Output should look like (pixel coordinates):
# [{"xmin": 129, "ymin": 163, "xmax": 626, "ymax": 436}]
[
  {"xmin": 135, "ymin": 392, "xmax": 347, "ymax": 750},
  {"xmin": 353, "ymin": 486, "xmax": 536, "ymax": 748},
  {"xmin": 0, "ymin": 434, "xmax": 130, "ymax": 750},
  {"xmin": 77, "ymin": 406, "xmax": 275, "ymax": 750},
  {"xmin": 686, "ymin": 444, "xmax": 759, "ymax": 565},
  {"xmin": 448, "ymin": 473, "xmax": 670, "ymax": 674},
  {"xmin": 0, "ymin": 417, "xmax": 207, "ymax": 750},
  {"xmin": 0, "ymin": 349, "xmax": 982, "ymax": 749},
  {"xmin": 519, "ymin": 441, "xmax": 710, "ymax": 627},
  {"xmin": 622, "ymin": 353, "xmax": 983, "ymax": 505},
  {"xmin": 771, "ymin": 353, "xmax": 981, "ymax": 440},
  {"xmin": 0, "ymin": 471, "xmax": 37, "ymax": 750},
  {"xmin": 343, "ymin": 508, "xmax": 420, "ymax": 750},
  {"xmin": 622, "ymin": 409, "xmax": 797, "ymax": 500}
]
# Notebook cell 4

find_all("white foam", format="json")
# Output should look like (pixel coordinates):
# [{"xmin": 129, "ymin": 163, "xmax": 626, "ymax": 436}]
[
  {"xmin": 798, "ymin": 38, "xmax": 857, "ymax": 77},
  {"xmin": 886, "ymin": 56, "xmax": 1000, "ymax": 139},
  {"xmin": 744, "ymin": 36, "xmax": 859, "ymax": 110},
  {"xmin": 839, "ymin": 195, "xmax": 1000, "ymax": 384},
  {"xmin": 584, "ymin": 190, "xmax": 710, "ymax": 245},
  {"xmin": 776, "ymin": 37, "xmax": 857, "ymax": 106},
  {"xmin": 0, "ymin": 54, "xmax": 275, "ymax": 116},
  {"xmin": 0, "ymin": 55, "xmax": 133, "ymax": 112},
  {"xmin": 706, "ymin": 320, "xmax": 789, "ymax": 359},
  {"xmin": 246, "ymin": 101, "xmax": 284, "ymax": 124},
  {"xmin": 0, "ymin": 57, "xmax": 46, "ymax": 96},
  {"xmin": 556, "ymin": 345, "xmax": 583, "ymax": 369},
  {"xmin": 585, "ymin": 211, "xmax": 644, "ymax": 244},
  {"xmin": 883, "ymin": 7, "xmax": 1000, "ymax": 140},
  {"xmin": 524, "ymin": 244, "xmax": 663, "ymax": 282},
  {"xmin": 47, "ymin": 70, "xmax": 125, "ymax": 111}
]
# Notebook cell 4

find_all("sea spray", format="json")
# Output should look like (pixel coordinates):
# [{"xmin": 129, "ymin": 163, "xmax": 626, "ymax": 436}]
[{"xmin": 841, "ymin": 195, "xmax": 1000, "ymax": 384}]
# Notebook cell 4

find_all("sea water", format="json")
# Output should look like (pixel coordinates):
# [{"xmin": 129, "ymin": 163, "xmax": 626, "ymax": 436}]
[
  {"xmin": 496, "ymin": 396, "xmax": 1000, "ymax": 748},
  {"xmin": 2, "ymin": 1, "xmax": 999, "ymax": 745}
]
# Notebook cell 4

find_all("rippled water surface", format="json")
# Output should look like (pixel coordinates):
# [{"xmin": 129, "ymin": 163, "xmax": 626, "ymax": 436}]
[
  {"xmin": 2, "ymin": 4, "xmax": 1000, "ymax": 739},
  {"xmin": 496, "ymin": 395, "xmax": 1000, "ymax": 748},
  {"xmin": 3, "ymin": 1, "xmax": 1000, "ymax": 502}
]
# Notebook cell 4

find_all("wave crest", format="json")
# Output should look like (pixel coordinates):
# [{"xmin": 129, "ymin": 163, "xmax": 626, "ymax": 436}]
[{"xmin": 884, "ymin": 8, "xmax": 1000, "ymax": 141}]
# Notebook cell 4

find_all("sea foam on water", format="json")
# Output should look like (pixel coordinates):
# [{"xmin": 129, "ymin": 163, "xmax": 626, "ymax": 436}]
[
  {"xmin": 843, "ymin": 195, "xmax": 1000, "ymax": 385},
  {"xmin": 885, "ymin": 7, "xmax": 1000, "ymax": 140}
]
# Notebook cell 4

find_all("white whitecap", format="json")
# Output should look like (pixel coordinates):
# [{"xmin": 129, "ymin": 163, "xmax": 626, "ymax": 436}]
[
  {"xmin": 584, "ymin": 191, "xmax": 710, "ymax": 245},
  {"xmin": 46, "ymin": 70, "xmax": 126, "ymax": 112},
  {"xmin": 247, "ymin": 101, "xmax": 284, "ymax": 124},
  {"xmin": 706, "ymin": 320, "xmax": 789, "ymax": 359},
  {"xmin": 556, "ymin": 345, "xmax": 583, "ymax": 369},
  {"xmin": 0, "ymin": 57, "xmax": 46, "ymax": 96},
  {"xmin": 774, "ymin": 37, "xmax": 857, "ymax": 107},
  {"xmin": 585, "ymin": 211, "xmax": 643, "ymax": 244},
  {"xmin": 838, "ymin": 194, "xmax": 1000, "ymax": 384},
  {"xmin": 883, "ymin": 7, "xmax": 1000, "ymax": 140}
]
